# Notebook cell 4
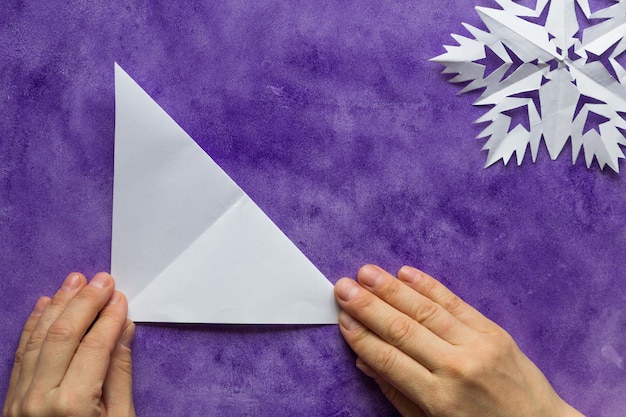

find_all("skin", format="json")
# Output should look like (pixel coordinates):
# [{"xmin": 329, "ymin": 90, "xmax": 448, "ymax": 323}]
[
  {"xmin": 334, "ymin": 264, "xmax": 585, "ymax": 417},
  {"xmin": 4, "ymin": 266, "xmax": 585, "ymax": 416},
  {"xmin": 3, "ymin": 272, "xmax": 136, "ymax": 417}
]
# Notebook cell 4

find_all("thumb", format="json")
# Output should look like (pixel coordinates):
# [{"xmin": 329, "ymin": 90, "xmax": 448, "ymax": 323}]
[{"xmin": 103, "ymin": 319, "xmax": 136, "ymax": 416}]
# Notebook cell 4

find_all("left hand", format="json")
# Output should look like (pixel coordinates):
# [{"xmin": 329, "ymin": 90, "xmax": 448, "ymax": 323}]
[{"xmin": 2, "ymin": 272, "xmax": 136, "ymax": 417}]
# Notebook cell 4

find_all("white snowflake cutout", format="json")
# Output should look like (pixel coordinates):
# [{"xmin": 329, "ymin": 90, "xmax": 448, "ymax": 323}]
[{"xmin": 432, "ymin": 0, "xmax": 626, "ymax": 172}]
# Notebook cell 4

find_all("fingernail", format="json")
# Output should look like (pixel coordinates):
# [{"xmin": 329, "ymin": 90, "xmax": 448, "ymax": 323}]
[
  {"xmin": 90, "ymin": 273, "xmax": 111, "ymax": 288},
  {"xmin": 399, "ymin": 266, "xmax": 421, "ymax": 284},
  {"xmin": 359, "ymin": 265, "xmax": 383, "ymax": 287},
  {"xmin": 355, "ymin": 362, "xmax": 368, "ymax": 375},
  {"xmin": 121, "ymin": 321, "xmax": 135, "ymax": 348},
  {"xmin": 61, "ymin": 273, "xmax": 82, "ymax": 291},
  {"xmin": 339, "ymin": 311, "xmax": 360, "ymax": 331},
  {"xmin": 32, "ymin": 297, "xmax": 48, "ymax": 315},
  {"xmin": 107, "ymin": 291, "xmax": 121, "ymax": 305},
  {"xmin": 335, "ymin": 279, "xmax": 360, "ymax": 301}
]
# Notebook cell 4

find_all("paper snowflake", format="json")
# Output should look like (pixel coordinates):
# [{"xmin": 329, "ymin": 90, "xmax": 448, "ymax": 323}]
[{"xmin": 432, "ymin": 0, "xmax": 626, "ymax": 172}]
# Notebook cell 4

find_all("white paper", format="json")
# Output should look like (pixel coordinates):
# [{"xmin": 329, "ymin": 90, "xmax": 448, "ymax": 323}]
[
  {"xmin": 111, "ymin": 63, "xmax": 338, "ymax": 324},
  {"xmin": 432, "ymin": 0, "xmax": 626, "ymax": 172}
]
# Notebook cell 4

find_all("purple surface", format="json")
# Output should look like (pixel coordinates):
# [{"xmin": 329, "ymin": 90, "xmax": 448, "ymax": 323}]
[{"xmin": 1, "ymin": 1, "xmax": 625, "ymax": 416}]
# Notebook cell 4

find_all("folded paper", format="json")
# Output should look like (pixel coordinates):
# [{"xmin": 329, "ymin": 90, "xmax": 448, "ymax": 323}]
[
  {"xmin": 111, "ymin": 63, "xmax": 338, "ymax": 324},
  {"xmin": 432, "ymin": 0, "xmax": 626, "ymax": 172}
]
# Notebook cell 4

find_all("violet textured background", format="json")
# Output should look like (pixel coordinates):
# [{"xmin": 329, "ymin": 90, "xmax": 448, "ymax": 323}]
[{"xmin": 1, "ymin": 1, "xmax": 625, "ymax": 416}]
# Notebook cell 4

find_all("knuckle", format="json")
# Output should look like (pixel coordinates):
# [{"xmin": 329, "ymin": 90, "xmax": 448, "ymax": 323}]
[
  {"xmin": 419, "ymin": 275, "xmax": 438, "ymax": 296},
  {"xmin": 462, "ymin": 360, "xmax": 489, "ymax": 381},
  {"xmin": 441, "ymin": 354, "xmax": 474, "ymax": 379},
  {"xmin": 429, "ymin": 386, "xmax": 460, "ymax": 417},
  {"xmin": 458, "ymin": 360, "xmax": 480, "ymax": 379},
  {"xmin": 497, "ymin": 329, "xmax": 517, "ymax": 349},
  {"xmin": 436, "ymin": 315, "xmax": 456, "ymax": 336},
  {"xmin": 351, "ymin": 291, "xmax": 374, "ymax": 312},
  {"xmin": 441, "ymin": 340, "xmax": 512, "ymax": 381},
  {"xmin": 19, "ymin": 392, "xmax": 45, "ymax": 417},
  {"xmin": 22, "ymin": 315, "xmax": 39, "ymax": 335},
  {"xmin": 438, "ymin": 351, "xmax": 459, "ymax": 372},
  {"xmin": 80, "ymin": 320, "xmax": 125, "ymax": 354},
  {"xmin": 12, "ymin": 347, "xmax": 25, "ymax": 366},
  {"xmin": 76, "ymin": 287, "xmax": 103, "ymax": 305},
  {"xmin": 382, "ymin": 280, "xmax": 401, "ymax": 298},
  {"xmin": 487, "ymin": 332, "xmax": 517, "ymax": 360},
  {"xmin": 52, "ymin": 392, "xmax": 79, "ymax": 416},
  {"xmin": 56, "ymin": 392, "xmax": 102, "ymax": 416},
  {"xmin": 481, "ymin": 345, "xmax": 501, "ymax": 366},
  {"xmin": 437, "ymin": 348, "xmax": 474, "ymax": 379},
  {"xmin": 482, "ymin": 327, "xmax": 516, "ymax": 353},
  {"xmin": 46, "ymin": 317, "xmax": 78, "ymax": 344},
  {"xmin": 443, "ymin": 294, "xmax": 465, "ymax": 314},
  {"xmin": 375, "ymin": 345, "xmax": 399, "ymax": 375},
  {"xmin": 81, "ymin": 326, "xmax": 120, "ymax": 354},
  {"xmin": 48, "ymin": 293, "xmax": 70, "ymax": 311},
  {"xmin": 24, "ymin": 331, "xmax": 47, "ymax": 353},
  {"xmin": 99, "ymin": 303, "xmax": 126, "ymax": 322},
  {"xmin": 410, "ymin": 300, "xmax": 439, "ymax": 324},
  {"xmin": 386, "ymin": 316, "xmax": 413, "ymax": 347},
  {"xmin": 80, "ymin": 332, "xmax": 108, "ymax": 351},
  {"xmin": 345, "ymin": 324, "xmax": 370, "ymax": 352}
]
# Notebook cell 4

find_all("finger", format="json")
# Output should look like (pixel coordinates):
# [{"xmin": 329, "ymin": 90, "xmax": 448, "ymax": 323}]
[
  {"xmin": 103, "ymin": 320, "xmax": 136, "ymax": 416},
  {"xmin": 13, "ymin": 273, "xmax": 86, "ymax": 398},
  {"xmin": 3, "ymin": 296, "xmax": 50, "ymax": 417},
  {"xmin": 357, "ymin": 265, "xmax": 471, "ymax": 344},
  {"xmin": 355, "ymin": 357, "xmax": 426, "ymax": 417},
  {"xmin": 335, "ymin": 277, "xmax": 450, "ymax": 370},
  {"xmin": 355, "ymin": 357, "xmax": 377, "ymax": 378},
  {"xmin": 338, "ymin": 310, "xmax": 432, "ymax": 399},
  {"xmin": 30, "ymin": 272, "xmax": 115, "ymax": 391},
  {"xmin": 397, "ymin": 266, "xmax": 494, "ymax": 332},
  {"xmin": 63, "ymin": 291, "xmax": 127, "ymax": 398},
  {"xmin": 374, "ymin": 378, "xmax": 428, "ymax": 417}
]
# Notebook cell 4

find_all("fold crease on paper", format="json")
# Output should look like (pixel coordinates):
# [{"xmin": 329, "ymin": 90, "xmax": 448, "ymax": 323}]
[{"xmin": 111, "ymin": 63, "xmax": 338, "ymax": 324}]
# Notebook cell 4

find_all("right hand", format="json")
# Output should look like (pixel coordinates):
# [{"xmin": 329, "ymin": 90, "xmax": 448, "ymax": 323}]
[{"xmin": 334, "ymin": 264, "xmax": 585, "ymax": 417}]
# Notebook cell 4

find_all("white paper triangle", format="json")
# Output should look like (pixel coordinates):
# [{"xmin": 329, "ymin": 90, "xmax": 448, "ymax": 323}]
[{"xmin": 111, "ymin": 63, "xmax": 338, "ymax": 324}]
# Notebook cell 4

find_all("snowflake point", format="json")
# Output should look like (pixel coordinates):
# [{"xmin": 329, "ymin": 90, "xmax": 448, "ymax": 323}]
[
  {"xmin": 475, "ymin": 45, "xmax": 506, "ymax": 78},
  {"xmin": 434, "ymin": 0, "xmax": 626, "ymax": 172},
  {"xmin": 574, "ymin": 94, "xmax": 606, "ymax": 119},
  {"xmin": 503, "ymin": 105, "xmax": 532, "ymax": 132},
  {"xmin": 583, "ymin": 111, "xmax": 611, "ymax": 135}
]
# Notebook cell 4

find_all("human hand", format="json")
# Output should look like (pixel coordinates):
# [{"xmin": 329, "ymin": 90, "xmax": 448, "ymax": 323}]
[
  {"xmin": 3, "ymin": 272, "xmax": 136, "ymax": 417},
  {"xmin": 334, "ymin": 265, "xmax": 584, "ymax": 417}
]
